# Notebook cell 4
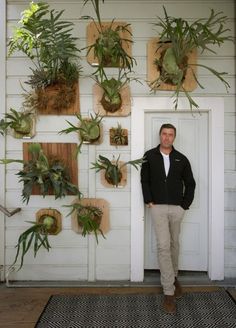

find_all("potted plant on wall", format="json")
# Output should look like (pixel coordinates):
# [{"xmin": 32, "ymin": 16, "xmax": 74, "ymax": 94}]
[
  {"xmin": 0, "ymin": 143, "xmax": 82, "ymax": 204},
  {"xmin": 148, "ymin": 7, "xmax": 233, "ymax": 110},
  {"xmin": 109, "ymin": 123, "xmax": 128, "ymax": 146},
  {"xmin": 11, "ymin": 213, "xmax": 58, "ymax": 271},
  {"xmin": 82, "ymin": 0, "xmax": 136, "ymax": 69},
  {"xmin": 91, "ymin": 154, "xmax": 144, "ymax": 187},
  {"xmin": 8, "ymin": 2, "xmax": 81, "ymax": 114},
  {"xmin": 93, "ymin": 67, "xmax": 140, "ymax": 114},
  {"xmin": 66, "ymin": 202, "xmax": 105, "ymax": 243},
  {"xmin": 59, "ymin": 113, "xmax": 103, "ymax": 155},
  {"xmin": 0, "ymin": 108, "xmax": 35, "ymax": 139}
]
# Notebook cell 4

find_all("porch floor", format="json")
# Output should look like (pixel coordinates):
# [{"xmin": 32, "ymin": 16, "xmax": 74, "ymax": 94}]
[{"xmin": 1, "ymin": 270, "xmax": 236, "ymax": 328}]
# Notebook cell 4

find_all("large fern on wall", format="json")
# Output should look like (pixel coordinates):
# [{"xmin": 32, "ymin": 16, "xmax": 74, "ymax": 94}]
[{"xmin": 8, "ymin": 1, "xmax": 81, "ymax": 88}]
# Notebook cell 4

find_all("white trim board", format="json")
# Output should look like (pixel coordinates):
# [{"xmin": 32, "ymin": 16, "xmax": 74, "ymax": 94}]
[
  {"xmin": 131, "ymin": 97, "xmax": 224, "ymax": 281},
  {"xmin": 0, "ymin": 0, "xmax": 6, "ymax": 281}
]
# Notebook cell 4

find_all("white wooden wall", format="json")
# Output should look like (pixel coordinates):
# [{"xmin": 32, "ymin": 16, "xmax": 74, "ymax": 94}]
[{"xmin": 1, "ymin": 0, "xmax": 235, "ymax": 280}]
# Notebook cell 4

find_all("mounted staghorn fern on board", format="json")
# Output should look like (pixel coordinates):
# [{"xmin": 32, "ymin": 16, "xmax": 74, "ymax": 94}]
[{"xmin": 148, "ymin": 7, "xmax": 234, "ymax": 110}]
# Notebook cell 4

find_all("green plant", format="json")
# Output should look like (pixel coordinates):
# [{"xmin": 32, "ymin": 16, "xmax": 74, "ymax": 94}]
[
  {"xmin": 66, "ymin": 202, "xmax": 104, "ymax": 243},
  {"xmin": 0, "ymin": 143, "xmax": 82, "ymax": 204},
  {"xmin": 110, "ymin": 123, "xmax": 128, "ymax": 145},
  {"xmin": 0, "ymin": 120, "xmax": 5, "ymax": 136},
  {"xmin": 11, "ymin": 216, "xmax": 55, "ymax": 271},
  {"xmin": 82, "ymin": 0, "xmax": 136, "ymax": 69},
  {"xmin": 59, "ymin": 113, "xmax": 103, "ymax": 155},
  {"xmin": 93, "ymin": 67, "xmax": 139, "ymax": 113},
  {"xmin": 21, "ymin": 87, "xmax": 40, "ymax": 114},
  {"xmin": 149, "ymin": 7, "xmax": 233, "ymax": 110},
  {"xmin": 8, "ymin": 1, "xmax": 81, "ymax": 89},
  {"xmin": 91, "ymin": 154, "xmax": 144, "ymax": 187},
  {"xmin": 0, "ymin": 108, "xmax": 34, "ymax": 137}
]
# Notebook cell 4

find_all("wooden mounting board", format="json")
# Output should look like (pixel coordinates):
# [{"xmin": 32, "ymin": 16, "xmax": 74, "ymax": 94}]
[
  {"xmin": 12, "ymin": 116, "xmax": 36, "ymax": 139},
  {"xmin": 36, "ymin": 82, "xmax": 80, "ymax": 115},
  {"xmin": 147, "ymin": 37, "xmax": 197, "ymax": 91},
  {"xmin": 36, "ymin": 208, "xmax": 62, "ymax": 235},
  {"xmin": 109, "ymin": 128, "xmax": 128, "ymax": 146},
  {"xmin": 23, "ymin": 142, "xmax": 78, "ymax": 195}
]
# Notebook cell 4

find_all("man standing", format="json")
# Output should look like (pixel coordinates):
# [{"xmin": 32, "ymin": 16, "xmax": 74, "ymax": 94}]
[{"xmin": 141, "ymin": 123, "xmax": 196, "ymax": 314}]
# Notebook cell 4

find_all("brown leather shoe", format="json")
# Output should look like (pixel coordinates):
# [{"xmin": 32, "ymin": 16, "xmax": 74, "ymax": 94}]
[
  {"xmin": 174, "ymin": 278, "xmax": 183, "ymax": 298},
  {"xmin": 163, "ymin": 295, "xmax": 176, "ymax": 314}
]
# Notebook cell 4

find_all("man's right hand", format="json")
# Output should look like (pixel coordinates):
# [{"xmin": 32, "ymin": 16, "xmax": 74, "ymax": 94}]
[{"xmin": 147, "ymin": 202, "xmax": 154, "ymax": 208}]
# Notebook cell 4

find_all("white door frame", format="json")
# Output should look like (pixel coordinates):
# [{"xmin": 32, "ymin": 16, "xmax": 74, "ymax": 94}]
[
  {"xmin": 0, "ymin": 0, "xmax": 6, "ymax": 281},
  {"xmin": 131, "ymin": 97, "xmax": 224, "ymax": 281}
]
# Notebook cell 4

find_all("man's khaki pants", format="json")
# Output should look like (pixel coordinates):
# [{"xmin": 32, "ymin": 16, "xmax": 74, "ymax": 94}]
[{"xmin": 150, "ymin": 204, "xmax": 185, "ymax": 296}]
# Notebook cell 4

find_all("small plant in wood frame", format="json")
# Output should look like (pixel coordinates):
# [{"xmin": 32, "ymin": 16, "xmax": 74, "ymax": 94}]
[
  {"xmin": 66, "ymin": 202, "xmax": 105, "ymax": 243},
  {"xmin": 149, "ymin": 7, "xmax": 233, "ymax": 110},
  {"xmin": 0, "ymin": 108, "xmax": 35, "ymax": 139},
  {"xmin": 36, "ymin": 209, "xmax": 62, "ymax": 235},
  {"xmin": 91, "ymin": 154, "xmax": 144, "ymax": 187},
  {"xmin": 59, "ymin": 113, "xmax": 103, "ymax": 155},
  {"xmin": 0, "ymin": 143, "xmax": 82, "ymax": 204},
  {"xmin": 93, "ymin": 67, "xmax": 139, "ymax": 114},
  {"xmin": 82, "ymin": 0, "xmax": 136, "ymax": 69},
  {"xmin": 110, "ymin": 123, "xmax": 128, "ymax": 146}
]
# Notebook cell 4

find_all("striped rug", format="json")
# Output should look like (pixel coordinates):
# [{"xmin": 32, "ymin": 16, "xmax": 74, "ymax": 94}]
[{"xmin": 35, "ymin": 290, "xmax": 236, "ymax": 327}]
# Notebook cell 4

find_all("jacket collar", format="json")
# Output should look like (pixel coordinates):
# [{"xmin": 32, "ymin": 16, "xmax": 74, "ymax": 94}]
[{"xmin": 155, "ymin": 144, "xmax": 175, "ymax": 155}]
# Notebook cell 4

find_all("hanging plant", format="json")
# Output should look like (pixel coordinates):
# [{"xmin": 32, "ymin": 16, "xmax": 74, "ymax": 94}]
[
  {"xmin": 109, "ymin": 123, "xmax": 128, "ymax": 146},
  {"xmin": 91, "ymin": 154, "xmax": 144, "ymax": 187},
  {"xmin": 59, "ymin": 113, "xmax": 103, "ymax": 155},
  {"xmin": 8, "ymin": 2, "xmax": 82, "ymax": 114},
  {"xmin": 0, "ymin": 120, "xmax": 4, "ymax": 136},
  {"xmin": 0, "ymin": 108, "xmax": 35, "ymax": 138},
  {"xmin": 0, "ymin": 143, "xmax": 82, "ymax": 204},
  {"xmin": 82, "ymin": 0, "xmax": 136, "ymax": 69},
  {"xmin": 149, "ymin": 7, "xmax": 233, "ymax": 110},
  {"xmin": 11, "ymin": 217, "xmax": 55, "ymax": 271},
  {"xmin": 66, "ymin": 202, "xmax": 105, "ymax": 243}
]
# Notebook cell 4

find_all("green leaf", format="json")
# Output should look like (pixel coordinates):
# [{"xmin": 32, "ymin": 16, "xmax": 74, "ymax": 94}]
[
  {"xmin": 121, "ymin": 157, "xmax": 145, "ymax": 170},
  {"xmin": 0, "ymin": 159, "xmax": 24, "ymax": 165}
]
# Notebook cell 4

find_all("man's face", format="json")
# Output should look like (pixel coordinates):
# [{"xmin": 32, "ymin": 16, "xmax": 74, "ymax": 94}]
[{"xmin": 160, "ymin": 128, "xmax": 176, "ymax": 149}]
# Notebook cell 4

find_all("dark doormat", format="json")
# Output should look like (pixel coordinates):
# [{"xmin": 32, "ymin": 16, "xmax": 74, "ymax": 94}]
[{"xmin": 35, "ymin": 290, "xmax": 236, "ymax": 328}]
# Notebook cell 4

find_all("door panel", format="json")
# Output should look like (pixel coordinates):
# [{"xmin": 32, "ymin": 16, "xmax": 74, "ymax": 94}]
[{"xmin": 144, "ymin": 112, "xmax": 208, "ymax": 271}]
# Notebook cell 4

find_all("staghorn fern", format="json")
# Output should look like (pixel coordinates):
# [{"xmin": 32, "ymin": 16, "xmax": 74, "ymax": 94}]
[
  {"xmin": 149, "ymin": 7, "xmax": 234, "ymax": 110},
  {"xmin": 59, "ymin": 113, "xmax": 103, "ymax": 156},
  {"xmin": 81, "ymin": 0, "xmax": 136, "ymax": 69},
  {"xmin": 0, "ymin": 108, "xmax": 34, "ymax": 136},
  {"xmin": 110, "ymin": 123, "xmax": 128, "ymax": 146},
  {"xmin": 66, "ymin": 202, "xmax": 105, "ymax": 244},
  {"xmin": 93, "ymin": 67, "xmax": 141, "ymax": 113},
  {"xmin": 11, "ymin": 218, "xmax": 54, "ymax": 271},
  {"xmin": 0, "ymin": 143, "xmax": 82, "ymax": 204},
  {"xmin": 91, "ymin": 154, "xmax": 144, "ymax": 187}
]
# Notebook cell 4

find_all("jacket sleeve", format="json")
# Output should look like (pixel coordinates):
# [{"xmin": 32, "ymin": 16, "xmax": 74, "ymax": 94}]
[
  {"xmin": 181, "ymin": 159, "xmax": 196, "ymax": 210},
  {"xmin": 140, "ymin": 153, "xmax": 153, "ymax": 204}
]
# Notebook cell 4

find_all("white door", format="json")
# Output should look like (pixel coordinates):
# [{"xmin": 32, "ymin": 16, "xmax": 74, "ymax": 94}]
[{"xmin": 144, "ymin": 112, "xmax": 208, "ymax": 271}]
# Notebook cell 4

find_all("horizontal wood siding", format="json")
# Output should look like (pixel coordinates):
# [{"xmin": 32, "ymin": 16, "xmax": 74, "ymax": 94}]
[{"xmin": 3, "ymin": 0, "xmax": 236, "ymax": 280}]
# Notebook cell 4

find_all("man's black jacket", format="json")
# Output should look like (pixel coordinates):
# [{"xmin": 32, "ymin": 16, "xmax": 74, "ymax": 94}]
[{"xmin": 141, "ymin": 145, "xmax": 196, "ymax": 210}]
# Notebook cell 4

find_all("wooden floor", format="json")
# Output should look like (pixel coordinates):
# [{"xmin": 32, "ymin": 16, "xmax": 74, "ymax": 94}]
[{"xmin": 0, "ymin": 285, "xmax": 235, "ymax": 328}]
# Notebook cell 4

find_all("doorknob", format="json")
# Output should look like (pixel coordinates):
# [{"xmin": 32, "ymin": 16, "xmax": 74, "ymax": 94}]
[{"xmin": 0, "ymin": 205, "xmax": 21, "ymax": 217}]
